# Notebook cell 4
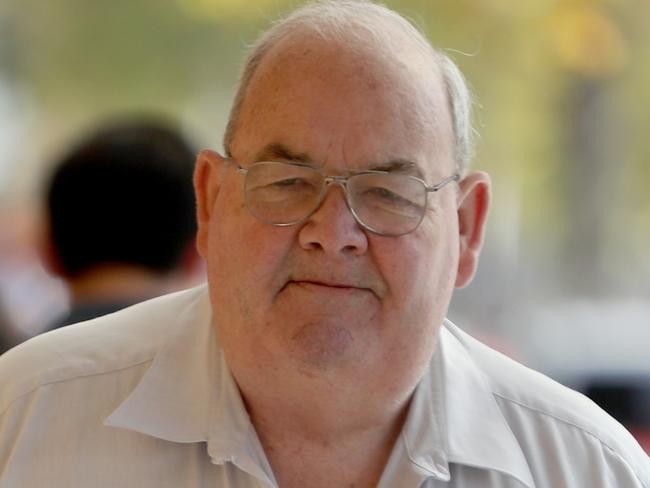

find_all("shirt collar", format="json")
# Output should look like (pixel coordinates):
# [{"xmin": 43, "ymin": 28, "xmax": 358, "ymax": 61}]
[
  {"xmin": 105, "ymin": 287, "xmax": 216, "ymax": 442},
  {"xmin": 104, "ymin": 286, "xmax": 276, "ymax": 485},
  {"xmin": 104, "ymin": 289, "xmax": 533, "ymax": 487},
  {"xmin": 400, "ymin": 319, "xmax": 535, "ymax": 487}
]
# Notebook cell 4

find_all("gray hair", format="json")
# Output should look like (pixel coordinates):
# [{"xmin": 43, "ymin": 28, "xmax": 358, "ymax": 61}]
[{"xmin": 223, "ymin": 0, "xmax": 475, "ymax": 175}]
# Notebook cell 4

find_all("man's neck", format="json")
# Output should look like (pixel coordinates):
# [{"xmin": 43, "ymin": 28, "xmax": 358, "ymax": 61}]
[
  {"xmin": 252, "ymin": 394, "xmax": 410, "ymax": 488},
  {"xmin": 234, "ymin": 364, "xmax": 417, "ymax": 488}
]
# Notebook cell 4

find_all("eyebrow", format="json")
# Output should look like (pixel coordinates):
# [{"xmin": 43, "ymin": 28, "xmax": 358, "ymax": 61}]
[
  {"xmin": 254, "ymin": 142, "xmax": 424, "ymax": 178},
  {"xmin": 365, "ymin": 159, "xmax": 424, "ymax": 179},
  {"xmin": 254, "ymin": 143, "xmax": 314, "ymax": 165}
]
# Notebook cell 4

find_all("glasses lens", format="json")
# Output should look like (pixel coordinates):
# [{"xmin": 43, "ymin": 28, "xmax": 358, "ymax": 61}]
[
  {"xmin": 244, "ymin": 162, "xmax": 323, "ymax": 224},
  {"xmin": 348, "ymin": 173, "xmax": 426, "ymax": 235}
]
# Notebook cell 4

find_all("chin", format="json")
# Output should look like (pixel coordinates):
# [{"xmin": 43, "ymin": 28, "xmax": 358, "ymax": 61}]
[{"xmin": 286, "ymin": 318, "xmax": 361, "ymax": 371}]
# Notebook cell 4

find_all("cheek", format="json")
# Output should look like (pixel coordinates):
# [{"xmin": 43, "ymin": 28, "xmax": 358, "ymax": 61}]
[
  {"xmin": 209, "ymin": 219, "xmax": 279, "ymax": 288},
  {"xmin": 420, "ymin": 201, "xmax": 460, "ymax": 274},
  {"xmin": 207, "ymin": 187, "xmax": 246, "ymax": 273},
  {"xmin": 206, "ymin": 184, "xmax": 297, "ymax": 317},
  {"xmin": 418, "ymin": 220, "xmax": 459, "ymax": 302},
  {"xmin": 370, "ymin": 232, "xmax": 457, "ymax": 374},
  {"xmin": 377, "ymin": 216, "xmax": 459, "ymax": 319}
]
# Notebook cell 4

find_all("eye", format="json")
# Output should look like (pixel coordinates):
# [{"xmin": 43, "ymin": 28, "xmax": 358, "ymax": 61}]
[
  {"xmin": 270, "ymin": 177, "xmax": 310, "ymax": 188},
  {"xmin": 368, "ymin": 186, "xmax": 399, "ymax": 200},
  {"xmin": 256, "ymin": 177, "xmax": 320, "ymax": 200},
  {"xmin": 364, "ymin": 186, "xmax": 418, "ymax": 208}
]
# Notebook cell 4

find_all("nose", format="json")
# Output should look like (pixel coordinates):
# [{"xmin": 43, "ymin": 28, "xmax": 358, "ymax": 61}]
[{"xmin": 297, "ymin": 184, "xmax": 369, "ymax": 256}]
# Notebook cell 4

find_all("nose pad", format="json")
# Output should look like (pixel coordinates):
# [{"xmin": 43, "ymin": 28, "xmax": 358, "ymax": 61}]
[
  {"xmin": 320, "ymin": 178, "xmax": 358, "ymax": 224},
  {"xmin": 321, "ymin": 176, "xmax": 357, "ymax": 218},
  {"xmin": 323, "ymin": 176, "xmax": 348, "ymax": 194},
  {"xmin": 298, "ymin": 178, "xmax": 369, "ymax": 255}
]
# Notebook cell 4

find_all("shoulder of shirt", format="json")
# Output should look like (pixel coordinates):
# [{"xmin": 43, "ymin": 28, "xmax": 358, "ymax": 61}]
[
  {"xmin": 443, "ymin": 320, "xmax": 650, "ymax": 480},
  {"xmin": 0, "ymin": 284, "xmax": 208, "ymax": 416}
]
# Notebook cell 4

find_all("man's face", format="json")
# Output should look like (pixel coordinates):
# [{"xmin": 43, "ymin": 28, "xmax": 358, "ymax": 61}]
[{"xmin": 196, "ymin": 37, "xmax": 486, "ymax": 396}]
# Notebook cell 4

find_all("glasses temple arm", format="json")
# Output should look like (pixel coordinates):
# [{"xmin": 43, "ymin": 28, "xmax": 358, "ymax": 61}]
[{"xmin": 426, "ymin": 173, "xmax": 460, "ymax": 193}]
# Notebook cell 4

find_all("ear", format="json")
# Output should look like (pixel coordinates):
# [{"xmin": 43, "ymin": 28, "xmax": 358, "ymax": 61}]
[
  {"xmin": 193, "ymin": 149, "xmax": 228, "ymax": 259},
  {"xmin": 455, "ymin": 171, "xmax": 491, "ymax": 288}
]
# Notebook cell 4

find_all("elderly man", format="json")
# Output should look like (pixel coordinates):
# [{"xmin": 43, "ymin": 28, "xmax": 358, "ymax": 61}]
[{"xmin": 0, "ymin": 1, "xmax": 648, "ymax": 487}]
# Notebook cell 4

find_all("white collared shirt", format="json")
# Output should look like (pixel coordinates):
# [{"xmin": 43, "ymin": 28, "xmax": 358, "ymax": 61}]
[{"xmin": 0, "ymin": 285, "xmax": 648, "ymax": 487}]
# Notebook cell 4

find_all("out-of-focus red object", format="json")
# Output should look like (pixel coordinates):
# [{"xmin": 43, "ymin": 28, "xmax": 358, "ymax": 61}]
[{"xmin": 629, "ymin": 428, "xmax": 650, "ymax": 455}]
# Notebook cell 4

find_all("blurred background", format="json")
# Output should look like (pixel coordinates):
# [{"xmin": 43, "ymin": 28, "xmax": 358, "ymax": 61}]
[{"xmin": 0, "ymin": 0, "xmax": 648, "ymax": 445}]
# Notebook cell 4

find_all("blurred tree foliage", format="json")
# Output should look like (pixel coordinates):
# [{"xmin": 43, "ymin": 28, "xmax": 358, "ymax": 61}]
[{"xmin": 1, "ymin": 0, "xmax": 649, "ymax": 298}]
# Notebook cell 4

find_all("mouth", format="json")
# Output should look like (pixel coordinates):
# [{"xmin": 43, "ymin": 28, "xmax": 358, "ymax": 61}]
[{"xmin": 284, "ymin": 280, "xmax": 372, "ymax": 294}]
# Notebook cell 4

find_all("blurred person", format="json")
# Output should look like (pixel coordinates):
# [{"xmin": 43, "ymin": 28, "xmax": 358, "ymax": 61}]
[
  {"xmin": 0, "ymin": 2, "xmax": 648, "ymax": 487},
  {"xmin": 39, "ymin": 117, "xmax": 202, "ymax": 331}
]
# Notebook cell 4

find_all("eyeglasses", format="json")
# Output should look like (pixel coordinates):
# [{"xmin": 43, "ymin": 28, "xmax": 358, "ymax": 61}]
[{"xmin": 229, "ymin": 160, "xmax": 459, "ymax": 237}]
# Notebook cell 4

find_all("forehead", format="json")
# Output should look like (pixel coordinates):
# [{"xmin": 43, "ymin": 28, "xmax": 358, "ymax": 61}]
[{"xmin": 232, "ymin": 34, "xmax": 455, "ymax": 178}]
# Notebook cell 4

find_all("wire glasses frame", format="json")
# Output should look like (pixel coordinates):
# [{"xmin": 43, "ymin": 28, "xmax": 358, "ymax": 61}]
[{"xmin": 228, "ymin": 159, "xmax": 460, "ymax": 237}]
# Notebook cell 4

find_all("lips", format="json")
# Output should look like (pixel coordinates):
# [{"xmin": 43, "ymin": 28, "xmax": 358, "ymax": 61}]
[
  {"xmin": 280, "ymin": 270, "xmax": 383, "ymax": 298},
  {"xmin": 293, "ymin": 279, "xmax": 359, "ymax": 289},
  {"xmin": 283, "ymin": 279, "xmax": 373, "ymax": 297}
]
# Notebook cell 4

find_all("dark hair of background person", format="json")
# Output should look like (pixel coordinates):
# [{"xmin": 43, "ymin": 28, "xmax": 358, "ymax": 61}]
[{"xmin": 44, "ymin": 117, "xmax": 197, "ymax": 278}]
